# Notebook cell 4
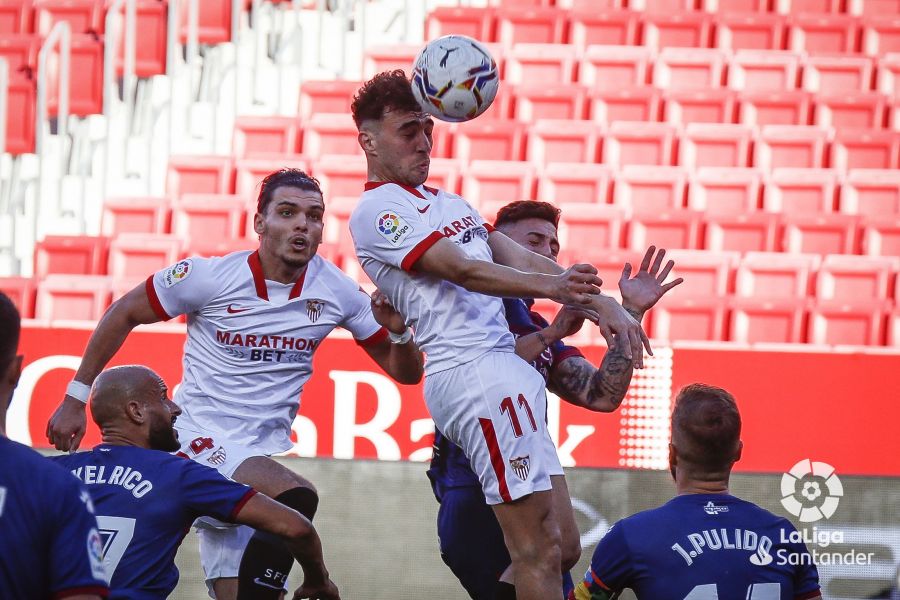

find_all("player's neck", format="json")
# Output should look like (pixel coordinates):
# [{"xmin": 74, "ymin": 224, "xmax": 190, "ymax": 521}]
[
  {"xmin": 676, "ymin": 480, "xmax": 731, "ymax": 496},
  {"xmin": 258, "ymin": 251, "xmax": 309, "ymax": 285}
]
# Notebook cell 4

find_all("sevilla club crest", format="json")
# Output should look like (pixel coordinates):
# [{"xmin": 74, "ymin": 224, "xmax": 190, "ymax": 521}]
[
  {"xmin": 510, "ymin": 456, "xmax": 530, "ymax": 481},
  {"xmin": 306, "ymin": 299, "xmax": 325, "ymax": 323}
]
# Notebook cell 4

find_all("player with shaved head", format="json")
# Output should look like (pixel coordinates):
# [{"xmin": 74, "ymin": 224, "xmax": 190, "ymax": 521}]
[
  {"xmin": 572, "ymin": 384, "xmax": 822, "ymax": 600},
  {"xmin": 53, "ymin": 365, "xmax": 340, "ymax": 600}
]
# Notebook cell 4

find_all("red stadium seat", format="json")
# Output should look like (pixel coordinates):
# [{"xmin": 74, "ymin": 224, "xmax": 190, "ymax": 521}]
[
  {"xmin": 663, "ymin": 249, "xmax": 739, "ymax": 297},
  {"xmin": 840, "ymin": 169, "xmax": 900, "ymax": 215},
  {"xmin": 107, "ymin": 234, "xmax": 182, "ymax": 279},
  {"xmin": 461, "ymin": 160, "xmax": 536, "ymax": 206},
  {"xmin": 714, "ymin": 13, "xmax": 787, "ymax": 51},
  {"xmin": 789, "ymin": 14, "xmax": 860, "ymax": 54},
  {"xmin": 233, "ymin": 156, "xmax": 309, "ymax": 199},
  {"xmin": 233, "ymin": 116, "xmax": 300, "ymax": 158},
  {"xmin": 808, "ymin": 299, "xmax": 889, "ymax": 345},
  {"xmin": 641, "ymin": 12, "xmax": 714, "ymax": 50},
  {"xmin": 112, "ymin": 0, "xmax": 167, "ymax": 77},
  {"xmin": 171, "ymin": 194, "xmax": 246, "ymax": 242},
  {"xmin": 453, "ymin": 119, "xmax": 527, "ymax": 163},
  {"xmin": 505, "ymin": 43, "xmax": 576, "ymax": 84},
  {"xmin": 589, "ymin": 87, "xmax": 662, "ymax": 125},
  {"xmin": 830, "ymin": 129, "xmax": 900, "ymax": 172},
  {"xmin": 816, "ymin": 254, "xmax": 899, "ymax": 301},
  {"xmin": 735, "ymin": 251, "xmax": 819, "ymax": 298},
  {"xmin": 35, "ymin": 275, "xmax": 111, "ymax": 321},
  {"xmin": 0, "ymin": 276, "xmax": 36, "ymax": 318},
  {"xmin": 753, "ymin": 126, "xmax": 829, "ymax": 171},
  {"xmin": 688, "ymin": 167, "xmax": 763, "ymax": 215},
  {"xmin": 876, "ymin": 53, "xmax": 900, "ymax": 96},
  {"xmin": 47, "ymin": 33, "xmax": 103, "ymax": 117},
  {"xmin": 0, "ymin": 0, "xmax": 34, "ymax": 34},
  {"xmin": 511, "ymin": 84, "xmax": 587, "ymax": 121},
  {"xmin": 629, "ymin": 0, "xmax": 697, "ymax": 11},
  {"xmin": 426, "ymin": 158, "xmax": 462, "ymax": 195},
  {"xmin": 849, "ymin": 0, "xmax": 900, "ymax": 17},
  {"xmin": 574, "ymin": 248, "xmax": 641, "ymax": 290},
  {"xmin": 301, "ymin": 113, "xmax": 362, "ymax": 159},
  {"xmin": 178, "ymin": 0, "xmax": 233, "ymax": 45},
  {"xmin": 704, "ymin": 212, "xmax": 780, "ymax": 252},
  {"xmin": 312, "ymin": 155, "xmax": 368, "ymax": 199},
  {"xmin": 578, "ymin": 45, "xmax": 651, "ymax": 90},
  {"xmin": 298, "ymin": 80, "xmax": 362, "ymax": 122},
  {"xmin": 320, "ymin": 196, "xmax": 356, "ymax": 262},
  {"xmin": 802, "ymin": 55, "xmax": 876, "ymax": 94},
  {"xmin": 653, "ymin": 48, "xmax": 726, "ymax": 91},
  {"xmin": 34, "ymin": 0, "xmax": 102, "ymax": 35},
  {"xmin": 538, "ymin": 163, "xmax": 612, "ymax": 204},
  {"xmin": 362, "ymin": 44, "xmax": 419, "ymax": 79},
  {"xmin": 664, "ymin": 89, "xmax": 738, "ymax": 125},
  {"xmin": 782, "ymin": 213, "xmax": 859, "ymax": 254},
  {"xmin": 425, "ymin": 7, "xmax": 495, "ymax": 41},
  {"xmin": 763, "ymin": 168, "xmax": 839, "ymax": 214},
  {"xmin": 861, "ymin": 214, "xmax": 900, "ymax": 255},
  {"xmin": 728, "ymin": 50, "xmax": 802, "ymax": 91},
  {"xmin": 569, "ymin": 10, "xmax": 639, "ymax": 49},
  {"xmin": 650, "ymin": 297, "xmax": 728, "ymax": 342},
  {"xmin": 0, "ymin": 34, "xmax": 40, "ymax": 74},
  {"xmin": 527, "ymin": 119, "xmax": 602, "ymax": 165},
  {"xmin": 889, "ymin": 307, "xmax": 900, "ymax": 346},
  {"xmin": 34, "ymin": 235, "xmax": 108, "ymax": 276},
  {"xmin": 738, "ymin": 90, "xmax": 813, "ymax": 126},
  {"xmin": 678, "ymin": 123, "xmax": 753, "ymax": 170},
  {"xmin": 5, "ymin": 72, "xmax": 35, "ymax": 154},
  {"xmin": 729, "ymin": 297, "xmax": 807, "ymax": 343},
  {"xmin": 627, "ymin": 209, "xmax": 702, "ymax": 252},
  {"xmin": 166, "ymin": 155, "xmax": 234, "ymax": 199},
  {"xmin": 602, "ymin": 121, "xmax": 675, "ymax": 167},
  {"xmin": 862, "ymin": 16, "xmax": 900, "ymax": 56},
  {"xmin": 101, "ymin": 197, "xmax": 170, "ymax": 236},
  {"xmin": 813, "ymin": 92, "xmax": 888, "ymax": 130},
  {"xmin": 495, "ymin": 7, "xmax": 566, "ymax": 47},
  {"xmin": 184, "ymin": 238, "xmax": 257, "ymax": 260},
  {"xmin": 701, "ymin": 0, "xmax": 771, "ymax": 11},
  {"xmin": 613, "ymin": 165, "xmax": 688, "ymax": 212},
  {"xmin": 775, "ymin": 0, "xmax": 844, "ymax": 13},
  {"xmin": 557, "ymin": 204, "xmax": 625, "ymax": 265}
]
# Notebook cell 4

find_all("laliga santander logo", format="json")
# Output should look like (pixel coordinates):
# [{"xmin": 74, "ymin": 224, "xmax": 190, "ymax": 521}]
[
  {"xmin": 377, "ymin": 213, "xmax": 401, "ymax": 235},
  {"xmin": 780, "ymin": 459, "xmax": 843, "ymax": 523}
]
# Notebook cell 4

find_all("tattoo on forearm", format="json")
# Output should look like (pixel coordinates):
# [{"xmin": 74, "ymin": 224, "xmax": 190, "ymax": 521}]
[{"xmin": 553, "ymin": 340, "xmax": 634, "ymax": 411}]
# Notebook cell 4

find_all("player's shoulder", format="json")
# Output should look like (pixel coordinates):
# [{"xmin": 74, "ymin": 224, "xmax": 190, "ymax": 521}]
[{"xmin": 3, "ymin": 439, "xmax": 82, "ymax": 489}]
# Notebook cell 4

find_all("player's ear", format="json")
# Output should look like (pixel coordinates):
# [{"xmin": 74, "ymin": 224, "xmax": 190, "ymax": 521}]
[
  {"xmin": 253, "ymin": 212, "xmax": 265, "ymax": 236},
  {"xmin": 358, "ymin": 129, "xmax": 377, "ymax": 155},
  {"xmin": 126, "ymin": 400, "xmax": 146, "ymax": 424},
  {"xmin": 734, "ymin": 440, "xmax": 743, "ymax": 463},
  {"xmin": 3, "ymin": 354, "xmax": 22, "ymax": 389}
]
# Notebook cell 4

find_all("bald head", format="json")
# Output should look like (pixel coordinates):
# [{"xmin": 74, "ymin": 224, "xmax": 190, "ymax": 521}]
[{"xmin": 90, "ymin": 365, "xmax": 181, "ymax": 451}]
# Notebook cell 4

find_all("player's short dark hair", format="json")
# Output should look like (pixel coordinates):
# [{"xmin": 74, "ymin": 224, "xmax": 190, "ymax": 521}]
[
  {"xmin": 494, "ymin": 200, "xmax": 561, "ymax": 230},
  {"xmin": 671, "ymin": 383, "xmax": 741, "ymax": 473},
  {"xmin": 257, "ymin": 168, "xmax": 322, "ymax": 214},
  {"xmin": 0, "ymin": 292, "xmax": 21, "ymax": 373},
  {"xmin": 351, "ymin": 70, "xmax": 422, "ymax": 128}
]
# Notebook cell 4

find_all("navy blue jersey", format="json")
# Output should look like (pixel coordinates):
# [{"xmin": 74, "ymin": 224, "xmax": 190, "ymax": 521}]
[
  {"xmin": 427, "ymin": 298, "xmax": 582, "ymax": 499},
  {"xmin": 0, "ymin": 436, "xmax": 109, "ymax": 599},
  {"xmin": 573, "ymin": 494, "xmax": 821, "ymax": 600},
  {"xmin": 53, "ymin": 444, "xmax": 256, "ymax": 600}
]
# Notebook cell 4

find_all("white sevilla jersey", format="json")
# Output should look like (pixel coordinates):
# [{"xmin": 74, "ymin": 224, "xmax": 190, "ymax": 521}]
[
  {"xmin": 147, "ymin": 250, "xmax": 386, "ymax": 454},
  {"xmin": 350, "ymin": 182, "xmax": 515, "ymax": 376}
]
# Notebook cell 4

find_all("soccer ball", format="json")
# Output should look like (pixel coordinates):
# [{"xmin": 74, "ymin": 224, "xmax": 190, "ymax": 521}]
[{"xmin": 411, "ymin": 35, "xmax": 499, "ymax": 123}]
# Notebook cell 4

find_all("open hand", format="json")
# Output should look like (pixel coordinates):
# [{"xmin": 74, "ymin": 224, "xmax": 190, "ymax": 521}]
[{"xmin": 619, "ymin": 246, "xmax": 683, "ymax": 315}]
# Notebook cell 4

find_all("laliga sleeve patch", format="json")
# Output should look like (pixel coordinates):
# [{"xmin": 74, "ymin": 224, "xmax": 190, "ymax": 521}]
[
  {"xmin": 163, "ymin": 259, "xmax": 193, "ymax": 288},
  {"xmin": 375, "ymin": 211, "xmax": 412, "ymax": 246},
  {"xmin": 87, "ymin": 528, "xmax": 109, "ymax": 582}
]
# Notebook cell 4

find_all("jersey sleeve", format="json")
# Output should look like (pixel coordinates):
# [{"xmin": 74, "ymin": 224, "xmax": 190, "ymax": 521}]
[
  {"xmin": 48, "ymin": 475, "xmax": 110, "ymax": 598},
  {"xmin": 527, "ymin": 307, "xmax": 585, "ymax": 366},
  {"xmin": 572, "ymin": 522, "xmax": 634, "ymax": 599},
  {"xmin": 339, "ymin": 284, "xmax": 389, "ymax": 346},
  {"xmin": 350, "ymin": 188, "xmax": 444, "ymax": 272},
  {"xmin": 177, "ymin": 459, "xmax": 258, "ymax": 522},
  {"xmin": 785, "ymin": 523, "xmax": 821, "ymax": 599},
  {"xmin": 145, "ymin": 257, "xmax": 219, "ymax": 320}
]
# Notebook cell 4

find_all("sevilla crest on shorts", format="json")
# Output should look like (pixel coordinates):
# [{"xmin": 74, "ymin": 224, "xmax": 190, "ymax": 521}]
[
  {"xmin": 510, "ymin": 455, "xmax": 530, "ymax": 481},
  {"xmin": 306, "ymin": 299, "xmax": 325, "ymax": 323}
]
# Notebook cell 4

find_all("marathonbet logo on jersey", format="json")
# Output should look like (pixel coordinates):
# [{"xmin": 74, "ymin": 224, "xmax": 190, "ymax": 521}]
[{"xmin": 376, "ymin": 211, "xmax": 412, "ymax": 246}]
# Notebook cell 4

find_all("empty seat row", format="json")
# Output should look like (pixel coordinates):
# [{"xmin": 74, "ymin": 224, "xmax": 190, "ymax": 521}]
[
  {"xmin": 492, "ymin": 0, "xmax": 898, "ymax": 18},
  {"xmin": 424, "ymin": 6, "xmax": 900, "ymax": 55}
]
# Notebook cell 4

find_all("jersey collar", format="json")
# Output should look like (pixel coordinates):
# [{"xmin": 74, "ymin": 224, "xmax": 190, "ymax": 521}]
[
  {"xmin": 247, "ymin": 251, "xmax": 307, "ymax": 301},
  {"xmin": 364, "ymin": 181, "xmax": 438, "ymax": 199}
]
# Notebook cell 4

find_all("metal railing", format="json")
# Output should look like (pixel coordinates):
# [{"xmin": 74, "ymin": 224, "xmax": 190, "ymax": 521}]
[{"xmin": 36, "ymin": 20, "xmax": 70, "ymax": 159}]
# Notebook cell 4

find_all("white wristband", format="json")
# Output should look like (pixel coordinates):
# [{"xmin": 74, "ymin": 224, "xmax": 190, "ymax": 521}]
[
  {"xmin": 388, "ymin": 328, "xmax": 412, "ymax": 344},
  {"xmin": 66, "ymin": 380, "xmax": 92, "ymax": 404}
]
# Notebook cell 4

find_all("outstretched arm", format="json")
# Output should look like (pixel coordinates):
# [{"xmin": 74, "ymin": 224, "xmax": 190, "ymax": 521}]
[
  {"xmin": 46, "ymin": 283, "xmax": 161, "ymax": 451},
  {"xmin": 361, "ymin": 291, "xmax": 424, "ymax": 385},
  {"xmin": 235, "ymin": 494, "xmax": 340, "ymax": 600}
]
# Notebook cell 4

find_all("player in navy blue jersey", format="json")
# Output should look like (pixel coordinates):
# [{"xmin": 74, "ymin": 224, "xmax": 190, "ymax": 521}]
[
  {"xmin": 52, "ymin": 364, "xmax": 340, "ymax": 600},
  {"xmin": 0, "ymin": 292, "xmax": 109, "ymax": 600},
  {"xmin": 426, "ymin": 201, "xmax": 683, "ymax": 600},
  {"xmin": 571, "ymin": 384, "xmax": 822, "ymax": 600}
]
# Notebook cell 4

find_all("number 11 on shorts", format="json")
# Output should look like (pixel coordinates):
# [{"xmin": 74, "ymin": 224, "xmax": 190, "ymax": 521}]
[{"xmin": 500, "ymin": 394, "xmax": 538, "ymax": 438}]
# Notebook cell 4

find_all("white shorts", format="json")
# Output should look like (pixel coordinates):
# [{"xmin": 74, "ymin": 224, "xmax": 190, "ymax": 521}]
[
  {"xmin": 425, "ymin": 350, "xmax": 563, "ymax": 505},
  {"xmin": 175, "ymin": 417, "xmax": 262, "ymax": 597}
]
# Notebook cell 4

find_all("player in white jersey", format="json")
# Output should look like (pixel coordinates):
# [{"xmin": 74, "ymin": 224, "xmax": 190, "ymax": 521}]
[
  {"xmin": 348, "ymin": 71, "xmax": 653, "ymax": 600},
  {"xmin": 47, "ymin": 168, "xmax": 424, "ymax": 600}
]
